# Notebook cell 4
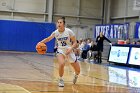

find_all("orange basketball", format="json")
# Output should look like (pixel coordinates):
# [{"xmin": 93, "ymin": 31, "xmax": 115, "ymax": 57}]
[{"xmin": 36, "ymin": 42, "xmax": 47, "ymax": 55}]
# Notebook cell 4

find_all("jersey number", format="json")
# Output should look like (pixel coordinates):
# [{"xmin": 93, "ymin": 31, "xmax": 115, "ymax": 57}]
[{"xmin": 61, "ymin": 41, "xmax": 67, "ymax": 46}]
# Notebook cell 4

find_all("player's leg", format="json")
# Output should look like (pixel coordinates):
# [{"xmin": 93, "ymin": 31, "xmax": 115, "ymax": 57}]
[
  {"xmin": 71, "ymin": 62, "xmax": 80, "ymax": 75},
  {"xmin": 71, "ymin": 62, "xmax": 80, "ymax": 84},
  {"xmin": 69, "ymin": 52, "xmax": 80, "ymax": 84},
  {"xmin": 57, "ymin": 54, "xmax": 65, "ymax": 87}
]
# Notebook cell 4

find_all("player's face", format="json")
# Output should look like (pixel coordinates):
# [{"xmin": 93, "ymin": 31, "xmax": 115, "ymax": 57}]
[{"xmin": 57, "ymin": 19, "xmax": 65, "ymax": 32}]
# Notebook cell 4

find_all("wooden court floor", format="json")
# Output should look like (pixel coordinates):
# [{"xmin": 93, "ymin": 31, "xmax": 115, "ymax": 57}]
[{"xmin": 0, "ymin": 51, "xmax": 140, "ymax": 93}]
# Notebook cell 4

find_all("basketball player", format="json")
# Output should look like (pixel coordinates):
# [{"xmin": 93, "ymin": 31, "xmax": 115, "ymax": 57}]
[{"xmin": 38, "ymin": 17, "xmax": 80, "ymax": 87}]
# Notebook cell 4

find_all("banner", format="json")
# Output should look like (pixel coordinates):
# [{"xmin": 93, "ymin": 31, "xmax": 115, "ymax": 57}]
[
  {"xmin": 94, "ymin": 23, "xmax": 129, "ymax": 39},
  {"xmin": 135, "ymin": 22, "xmax": 140, "ymax": 38}
]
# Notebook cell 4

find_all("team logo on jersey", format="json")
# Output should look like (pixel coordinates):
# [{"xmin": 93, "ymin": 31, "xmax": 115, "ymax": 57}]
[{"xmin": 58, "ymin": 37, "xmax": 68, "ymax": 41}]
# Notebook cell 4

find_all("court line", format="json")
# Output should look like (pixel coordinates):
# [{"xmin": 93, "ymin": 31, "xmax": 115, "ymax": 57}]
[{"xmin": 0, "ymin": 83, "xmax": 31, "ymax": 93}]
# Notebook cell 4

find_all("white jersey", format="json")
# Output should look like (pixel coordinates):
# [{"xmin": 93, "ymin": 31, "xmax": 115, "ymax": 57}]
[
  {"xmin": 52, "ymin": 28, "xmax": 75, "ymax": 49},
  {"xmin": 51, "ymin": 28, "xmax": 77, "ymax": 63}
]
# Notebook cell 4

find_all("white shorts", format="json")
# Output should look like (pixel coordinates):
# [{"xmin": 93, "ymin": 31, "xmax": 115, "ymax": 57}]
[{"xmin": 57, "ymin": 48, "xmax": 77, "ymax": 63}]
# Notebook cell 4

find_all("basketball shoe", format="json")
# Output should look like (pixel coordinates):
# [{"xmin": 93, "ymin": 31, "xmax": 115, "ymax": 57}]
[
  {"xmin": 58, "ymin": 78, "xmax": 64, "ymax": 87},
  {"xmin": 73, "ymin": 74, "xmax": 78, "ymax": 84}
]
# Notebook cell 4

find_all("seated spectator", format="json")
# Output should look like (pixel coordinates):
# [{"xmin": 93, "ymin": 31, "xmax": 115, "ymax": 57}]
[
  {"xmin": 125, "ymin": 38, "xmax": 130, "ymax": 44},
  {"xmin": 136, "ymin": 40, "xmax": 140, "ymax": 45},
  {"xmin": 87, "ymin": 41, "xmax": 98, "ymax": 62},
  {"xmin": 131, "ymin": 41, "xmax": 136, "ymax": 45},
  {"xmin": 81, "ymin": 40, "xmax": 90, "ymax": 61},
  {"xmin": 79, "ymin": 40, "xmax": 84, "ymax": 52}
]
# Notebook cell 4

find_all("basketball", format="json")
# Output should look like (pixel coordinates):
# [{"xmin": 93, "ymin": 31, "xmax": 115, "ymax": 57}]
[{"xmin": 36, "ymin": 42, "xmax": 47, "ymax": 54}]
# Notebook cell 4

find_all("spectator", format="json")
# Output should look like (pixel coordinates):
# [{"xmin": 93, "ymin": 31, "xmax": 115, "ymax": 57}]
[
  {"xmin": 87, "ymin": 39, "xmax": 92, "ymax": 47},
  {"xmin": 81, "ymin": 40, "xmax": 90, "ymax": 62},
  {"xmin": 136, "ymin": 40, "xmax": 140, "ymax": 45},
  {"xmin": 87, "ymin": 40, "xmax": 98, "ymax": 62},
  {"xmin": 96, "ymin": 32, "xmax": 112, "ymax": 63},
  {"xmin": 125, "ymin": 38, "xmax": 130, "ymax": 44},
  {"xmin": 131, "ymin": 41, "xmax": 136, "ymax": 45}
]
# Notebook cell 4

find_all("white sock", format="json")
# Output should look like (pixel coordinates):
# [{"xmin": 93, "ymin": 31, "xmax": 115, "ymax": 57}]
[
  {"xmin": 74, "ymin": 72, "xmax": 79, "ymax": 76},
  {"xmin": 59, "ymin": 77, "xmax": 63, "ymax": 80}
]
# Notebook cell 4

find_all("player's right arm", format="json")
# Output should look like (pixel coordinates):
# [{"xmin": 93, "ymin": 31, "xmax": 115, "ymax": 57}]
[{"xmin": 40, "ymin": 32, "xmax": 55, "ymax": 43}]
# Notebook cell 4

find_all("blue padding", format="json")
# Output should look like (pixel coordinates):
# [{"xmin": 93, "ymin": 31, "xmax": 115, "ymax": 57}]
[{"xmin": 0, "ymin": 20, "xmax": 56, "ymax": 52}]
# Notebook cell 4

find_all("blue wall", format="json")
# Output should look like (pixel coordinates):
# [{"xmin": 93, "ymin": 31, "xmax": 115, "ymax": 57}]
[{"xmin": 0, "ymin": 20, "xmax": 56, "ymax": 52}]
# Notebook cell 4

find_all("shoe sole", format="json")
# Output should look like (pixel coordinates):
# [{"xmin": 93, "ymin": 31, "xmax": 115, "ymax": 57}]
[{"xmin": 59, "ymin": 85, "xmax": 64, "ymax": 87}]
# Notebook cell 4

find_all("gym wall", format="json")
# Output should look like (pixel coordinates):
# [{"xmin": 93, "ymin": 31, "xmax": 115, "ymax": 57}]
[{"xmin": 0, "ymin": 20, "xmax": 56, "ymax": 52}]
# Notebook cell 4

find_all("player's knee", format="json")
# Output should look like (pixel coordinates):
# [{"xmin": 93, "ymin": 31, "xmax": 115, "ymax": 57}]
[{"xmin": 59, "ymin": 62, "xmax": 65, "ymax": 67}]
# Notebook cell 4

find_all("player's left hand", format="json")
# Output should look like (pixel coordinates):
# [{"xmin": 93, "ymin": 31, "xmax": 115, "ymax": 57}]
[{"xmin": 65, "ymin": 47, "xmax": 73, "ymax": 55}]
